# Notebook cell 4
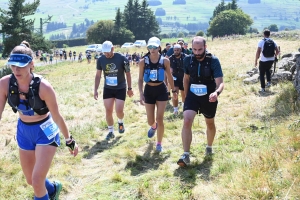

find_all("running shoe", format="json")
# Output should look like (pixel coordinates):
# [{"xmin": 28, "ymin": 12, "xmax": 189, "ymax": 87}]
[
  {"xmin": 49, "ymin": 180, "xmax": 62, "ymax": 200},
  {"xmin": 118, "ymin": 123, "xmax": 125, "ymax": 134},
  {"xmin": 205, "ymin": 147, "xmax": 214, "ymax": 156},
  {"xmin": 148, "ymin": 123, "xmax": 157, "ymax": 138},
  {"xmin": 106, "ymin": 132, "xmax": 115, "ymax": 141},
  {"xmin": 266, "ymin": 82, "xmax": 271, "ymax": 88},
  {"xmin": 156, "ymin": 144, "xmax": 163, "ymax": 153},
  {"xmin": 177, "ymin": 154, "xmax": 190, "ymax": 167}
]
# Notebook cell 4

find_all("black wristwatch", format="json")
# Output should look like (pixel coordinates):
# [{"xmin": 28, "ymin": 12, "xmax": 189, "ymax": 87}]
[
  {"xmin": 172, "ymin": 90, "xmax": 177, "ymax": 93},
  {"xmin": 216, "ymin": 91, "xmax": 221, "ymax": 96},
  {"xmin": 128, "ymin": 87, "xmax": 132, "ymax": 90}
]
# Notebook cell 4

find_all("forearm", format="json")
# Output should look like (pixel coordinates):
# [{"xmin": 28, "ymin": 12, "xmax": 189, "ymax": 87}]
[
  {"xmin": 138, "ymin": 79, "xmax": 144, "ymax": 95},
  {"xmin": 94, "ymin": 76, "xmax": 101, "ymax": 92},
  {"xmin": 167, "ymin": 73, "xmax": 175, "ymax": 90},
  {"xmin": 125, "ymin": 73, "xmax": 132, "ymax": 88},
  {"xmin": 52, "ymin": 113, "xmax": 70, "ymax": 139}
]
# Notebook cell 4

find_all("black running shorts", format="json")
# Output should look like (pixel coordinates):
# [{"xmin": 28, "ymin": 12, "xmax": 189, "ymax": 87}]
[
  {"xmin": 144, "ymin": 83, "xmax": 168, "ymax": 104},
  {"xmin": 183, "ymin": 90, "xmax": 218, "ymax": 118},
  {"xmin": 103, "ymin": 87, "xmax": 126, "ymax": 101}
]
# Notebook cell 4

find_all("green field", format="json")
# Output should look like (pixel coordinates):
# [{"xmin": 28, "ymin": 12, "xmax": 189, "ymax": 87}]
[{"xmin": 1, "ymin": 0, "xmax": 300, "ymax": 39}]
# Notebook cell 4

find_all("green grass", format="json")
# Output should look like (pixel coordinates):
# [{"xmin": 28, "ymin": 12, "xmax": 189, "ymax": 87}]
[{"xmin": 1, "ymin": 35, "xmax": 300, "ymax": 199}]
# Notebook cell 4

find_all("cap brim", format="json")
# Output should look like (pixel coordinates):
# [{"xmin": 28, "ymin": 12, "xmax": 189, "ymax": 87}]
[
  {"xmin": 147, "ymin": 43, "xmax": 160, "ymax": 47},
  {"xmin": 7, "ymin": 61, "xmax": 30, "ymax": 67},
  {"xmin": 102, "ymin": 48, "xmax": 112, "ymax": 53}
]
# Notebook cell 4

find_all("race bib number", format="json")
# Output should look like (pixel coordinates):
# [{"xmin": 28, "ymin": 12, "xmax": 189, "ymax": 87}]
[
  {"xmin": 40, "ymin": 117, "xmax": 59, "ymax": 140},
  {"xmin": 173, "ymin": 76, "xmax": 177, "ymax": 80},
  {"xmin": 149, "ymin": 70, "xmax": 157, "ymax": 81},
  {"xmin": 106, "ymin": 76, "xmax": 118, "ymax": 86},
  {"xmin": 190, "ymin": 84, "xmax": 207, "ymax": 96}
]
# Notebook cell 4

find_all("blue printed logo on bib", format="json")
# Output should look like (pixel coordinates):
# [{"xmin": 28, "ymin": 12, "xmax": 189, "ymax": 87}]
[
  {"xmin": 106, "ymin": 76, "xmax": 118, "ymax": 86},
  {"xmin": 149, "ymin": 70, "xmax": 157, "ymax": 81},
  {"xmin": 40, "ymin": 118, "xmax": 59, "ymax": 140},
  {"xmin": 190, "ymin": 84, "xmax": 207, "ymax": 96}
]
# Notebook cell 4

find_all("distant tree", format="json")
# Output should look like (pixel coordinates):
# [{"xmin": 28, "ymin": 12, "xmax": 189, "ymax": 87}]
[
  {"xmin": 155, "ymin": 8, "xmax": 166, "ymax": 16},
  {"xmin": 0, "ymin": 0, "xmax": 40, "ymax": 55},
  {"xmin": 196, "ymin": 30, "xmax": 204, "ymax": 36},
  {"xmin": 121, "ymin": 0, "xmax": 159, "ymax": 40},
  {"xmin": 173, "ymin": 0, "xmax": 186, "ymax": 5},
  {"xmin": 147, "ymin": 0, "xmax": 162, "ymax": 6},
  {"xmin": 208, "ymin": 9, "xmax": 253, "ymax": 37},
  {"xmin": 177, "ymin": 32, "xmax": 184, "ymax": 38},
  {"xmin": 210, "ymin": 0, "xmax": 238, "ymax": 24},
  {"xmin": 86, "ymin": 20, "xmax": 114, "ymax": 44},
  {"xmin": 268, "ymin": 24, "xmax": 278, "ymax": 32}
]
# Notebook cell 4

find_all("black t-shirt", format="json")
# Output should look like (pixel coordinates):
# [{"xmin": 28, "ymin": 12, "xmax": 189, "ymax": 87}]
[{"xmin": 96, "ymin": 53, "xmax": 130, "ymax": 89}]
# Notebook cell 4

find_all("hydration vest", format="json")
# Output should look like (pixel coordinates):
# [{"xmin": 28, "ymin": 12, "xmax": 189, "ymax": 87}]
[
  {"xmin": 188, "ymin": 53, "xmax": 215, "ymax": 85},
  {"xmin": 170, "ymin": 53, "xmax": 185, "ymax": 74},
  {"xmin": 143, "ymin": 55, "xmax": 165, "ymax": 83},
  {"xmin": 7, "ymin": 73, "xmax": 49, "ymax": 115}
]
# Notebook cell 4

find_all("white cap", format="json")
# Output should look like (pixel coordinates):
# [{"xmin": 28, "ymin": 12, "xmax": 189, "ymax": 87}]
[
  {"xmin": 102, "ymin": 41, "xmax": 113, "ymax": 52},
  {"xmin": 147, "ymin": 37, "xmax": 161, "ymax": 47},
  {"xmin": 174, "ymin": 44, "xmax": 181, "ymax": 49}
]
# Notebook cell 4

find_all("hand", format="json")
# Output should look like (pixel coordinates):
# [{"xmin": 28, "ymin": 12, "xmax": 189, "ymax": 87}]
[
  {"xmin": 209, "ymin": 92, "xmax": 218, "ymax": 102},
  {"xmin": 127, "ymin": 90, "xmax": 134, "ymax": 97},
  {"xmin": 94, "ymin": 91, "xmax": 98, "ymax": 100},
  {"xmin": 140, "ymin": 94, "xmax": 145, "ymax": 106},
  {"xmin": 66, "ymin": 137, "xmax": 79, "ymax": 157}
]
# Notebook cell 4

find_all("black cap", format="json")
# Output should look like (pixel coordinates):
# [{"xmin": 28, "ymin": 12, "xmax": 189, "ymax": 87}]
[{"xmin": 166, "ymin": 43, "xmax": 171, "ymax": 46}]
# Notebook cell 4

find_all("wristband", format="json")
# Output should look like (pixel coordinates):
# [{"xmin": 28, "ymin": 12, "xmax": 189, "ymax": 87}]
[
  {"xmin": 128, "ymin": 87, "xmax": 132, "ymax": 90},
  {"xmin": 216, "ymin": 91, "xmax": 221, "ymax": 96},
  {"xmin": 66, "ymin": 135, "xmax": 76, "ymax": 151}
]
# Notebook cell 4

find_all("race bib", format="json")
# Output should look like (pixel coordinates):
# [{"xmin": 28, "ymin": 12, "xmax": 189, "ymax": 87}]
[
  {"xmin": 40, "ymin": 117, "xmax": 59, "ymax": 140},
  {"xmin": 149, "ymin": 70, "xmax": 157, "ymax": 81},
  {"xmin": 106, "ymin": 76, "xmax": 118, "ymax": 86},
  {"xmin": 190, "ymin": 84, "xmax": 207, "ymax": 96},
  {"xmin": 173, "ymin": 76, "xmax": 177, "ymax": 80}
]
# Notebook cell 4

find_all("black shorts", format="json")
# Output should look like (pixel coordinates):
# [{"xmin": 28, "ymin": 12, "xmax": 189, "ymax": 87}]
[
  {"xmin": 144, "ymin": 83, "xmax": 168, "ymax": 104},
  {"xmin": 103, "ymin": 87, "xmax": 126, "ymax": 101},
  {"xmin": 174, "ymin": 76, "xmax": 184, "ymax": 91},
  {"xmin": 183, "ymin": 90, "xmax": 218, "ymax": 118}
]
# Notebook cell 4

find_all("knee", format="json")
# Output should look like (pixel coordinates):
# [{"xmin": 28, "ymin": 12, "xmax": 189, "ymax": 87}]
[
  {"xmin": 183, "ymin": 118, "xmax": 193, "ymax": 128},
  {"xmin": 156, "ymin": 116, "xmax": 164, "ymax": 123}
]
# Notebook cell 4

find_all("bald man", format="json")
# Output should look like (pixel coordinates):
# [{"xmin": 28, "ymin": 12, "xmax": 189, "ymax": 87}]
[{"xmin": 177, "ymin": 36, "xmax": 224, "ymax": 167}]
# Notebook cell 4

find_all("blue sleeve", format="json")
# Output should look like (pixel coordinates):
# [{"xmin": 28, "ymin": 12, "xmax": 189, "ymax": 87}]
[
  {"xmin": 183, "ymin": 56, "xmax": 191, "ymax": 75},
  {"xmin": 211, "ymin": 57, "xmax": 223, "ymax": 78},
  {"xmin": 166, "ymin": 48, "xmax": 174, "ymax": 57}
]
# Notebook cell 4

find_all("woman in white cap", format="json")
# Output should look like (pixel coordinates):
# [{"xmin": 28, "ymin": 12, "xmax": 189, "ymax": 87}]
[
  {"xmin": 0, "ymin": 41, "xmax": 79, "ymax": 200},
  {"xmin": 138, "ymin": 37, "xmax": 177, "ymax": 152}
]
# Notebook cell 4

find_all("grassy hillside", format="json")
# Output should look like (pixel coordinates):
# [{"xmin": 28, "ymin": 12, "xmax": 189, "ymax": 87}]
[
  {"xmin": 1, "ymin": 0, "xmax": 300, "ymax": 39},
  {"xmin": 0, "ymin": 34, "xmax": 300, "ymax": 199}
]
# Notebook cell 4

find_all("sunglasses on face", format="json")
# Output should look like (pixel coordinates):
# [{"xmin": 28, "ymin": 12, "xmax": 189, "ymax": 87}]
[{"xmin": 148, "ymin": 45, "xmax": 158, "ymax": 50}]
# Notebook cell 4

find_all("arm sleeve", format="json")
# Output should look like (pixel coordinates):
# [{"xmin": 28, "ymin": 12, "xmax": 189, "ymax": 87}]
[
  {"xmin": 123, "ymin": 56, "xmax": 130, "ymax": 72},
  {"xmin": 211, "ymin": 57, "xmax": 223, "ymax": 78}
]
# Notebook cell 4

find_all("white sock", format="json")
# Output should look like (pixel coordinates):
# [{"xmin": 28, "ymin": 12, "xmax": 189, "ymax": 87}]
[
  {"xmin": 108, "ymin": 125, "xmax": 114, "ymax": 133},
  {"xmin": 174, "ymin": 107, "xmax": 178, "ymax": 112},
  {"xmin": 183, "ymin": 152, "xmax": 190, "ymax": 155},
  {"xmin": 206, "ymin": 145, "xmax": 212, "ymax": 149},
  {"xmin": 118, "ymin": 118, "xmax": 123, "ymax": 123}
]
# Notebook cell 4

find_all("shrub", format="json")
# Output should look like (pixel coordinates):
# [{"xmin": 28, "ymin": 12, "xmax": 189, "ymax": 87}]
[
  {"xmin": 155, "ymin": 8, "xmax": 166, "ymax": 16},
  {"xmin": 0, "ymin": 66, "xmax": 12, "ymax": 78},
  {"xmin": 196, "ymin": 30, "xmax": 204, "ymax": 36}
]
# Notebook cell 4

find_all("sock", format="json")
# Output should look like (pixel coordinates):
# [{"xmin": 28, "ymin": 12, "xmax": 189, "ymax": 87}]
[
  {"xmin": 45, "ymin": 178, "xmax": 55, "ymax": 196},
  {"xmin": 206, "ymin": 145, "xmax": 212, "ymax": 149},
  {"xmin": 157, "ymin": 142, "xmax": 162, "ymax": 146},
  {"xmin": 183, "ymin": 152, "xmax": 190, "ymax": 155},
  {"xmin": 34, "ymin": 194, "xmax": 49, "ymax": 200},
  {"xmin": 151, "ymin": 123, "xmax": 157, "ymax": 130},
  {"xmin": 173, "ymin": 107, "xmax": 178, "ymax": 112},
  {"xmin": 108, "ymin": 125, "xmax": 114, "ymax": 133},
  {"xmin": 118, "ymin": 118, "xmax": 123, "ymax": 123}
]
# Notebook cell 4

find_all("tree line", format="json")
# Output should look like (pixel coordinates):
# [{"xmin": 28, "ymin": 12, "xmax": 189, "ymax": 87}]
[{"xmin": 46, "ymin": 22, "xmax": 67, "ymax": 32}]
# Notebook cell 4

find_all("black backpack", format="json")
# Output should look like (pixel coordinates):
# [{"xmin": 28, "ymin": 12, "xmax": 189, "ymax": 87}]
[{"xmin": 262, "ymin": 39, "xmax": 275, "ymax": 57}]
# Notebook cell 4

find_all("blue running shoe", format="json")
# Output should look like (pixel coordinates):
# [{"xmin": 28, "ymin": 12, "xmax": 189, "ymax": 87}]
[
  {"xmin": 148, "ymin": 123, "xmax": 157, "ymax": 138},
  {"xmin": 106, "ymin": 132, "xmax": 115, "ymax": 141},
  {"xmin": 50, "ymin": 180, "xmax": 62, "ymax": 200},
  {"xmin": 156, "ymin": 144, "xmax": 163, "ymax": 153}
]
